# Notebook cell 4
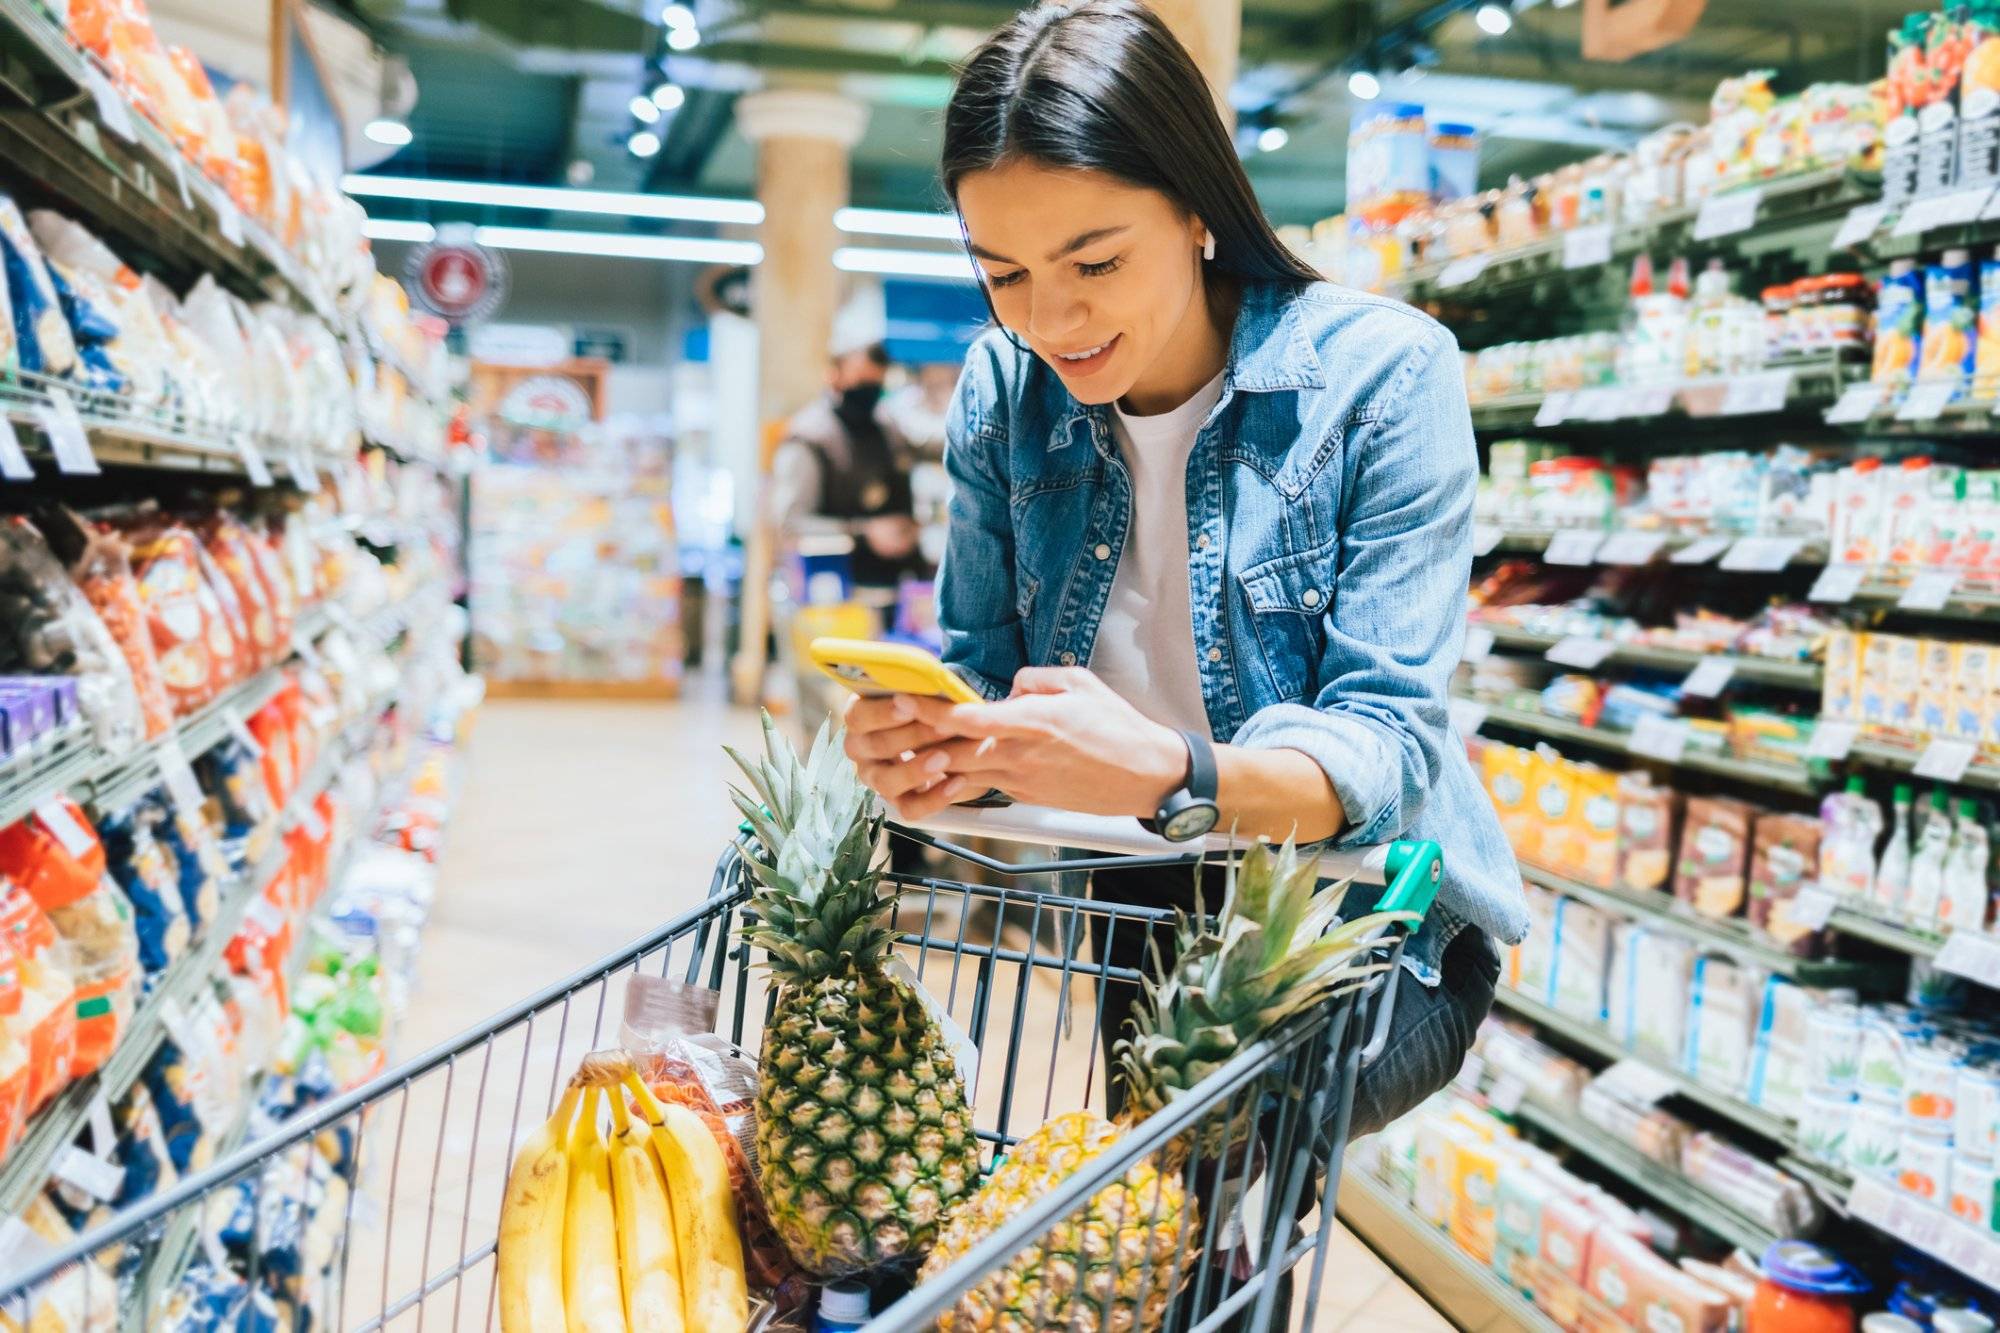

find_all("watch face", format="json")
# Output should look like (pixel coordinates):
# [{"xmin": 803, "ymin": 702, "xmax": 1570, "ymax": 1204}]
[{"xmin": 1163, "ymin": 803, "xmax": 1220, "ymax": 842}]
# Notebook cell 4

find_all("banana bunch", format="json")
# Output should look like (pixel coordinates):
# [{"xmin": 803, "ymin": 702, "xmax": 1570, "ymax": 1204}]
[{"xmin": 497, "ymin": 1053, "xmax": 751, "ymax": 1332}]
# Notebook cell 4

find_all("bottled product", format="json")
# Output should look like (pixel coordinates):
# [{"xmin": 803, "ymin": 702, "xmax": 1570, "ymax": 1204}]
[
  {"xmin": 1747, "ymin": 1241, "xmax": 1865, "ymax": 1332},
  {"xmin": 1875, "ymin": 259, "xmax": 1925, "ymax": 388},
  {"xmin": 1904, "ymin": 789, "xmax": 1956, "ymax": 924},
  {"xmin": 1861, "ymin": 1318, "xmax": 1922, "ymax": 1333},
  {"xmin": 1937, "ymin": 798, "xmax": 1992, "ymax": 932},
  {"xmin": 1978, "ymin": 248, "xmax": 2000, "ymax": 399},
  {"xmin": 1820, "ymin": 777, "xmax": 1884, "ymax": 902},
  {"xmin": 1918, "ymin": 249, "xmax": 1977, "ymax": 388},
  {"xmin": 1936, "ymin": 1313, "xmax": 1997, "ymax": 1333},
  {"xmin": 1875, "ymin": 785, "xmax": 1917, "ymax": 915},
  {"xmin": 813, "ymin": 1282, "xmax": 871, "ymax": 1332}
]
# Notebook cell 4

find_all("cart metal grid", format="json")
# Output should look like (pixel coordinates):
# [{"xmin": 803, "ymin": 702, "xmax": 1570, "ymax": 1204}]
[{"xmin": 0, "ymin": 810, "xmax": 1439, "ymax": 1332}]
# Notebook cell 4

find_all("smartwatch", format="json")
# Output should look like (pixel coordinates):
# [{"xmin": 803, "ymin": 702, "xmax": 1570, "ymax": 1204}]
[{"xmin": 1142, "ymin": 728, "xmax": 1220, "ymax": 843}]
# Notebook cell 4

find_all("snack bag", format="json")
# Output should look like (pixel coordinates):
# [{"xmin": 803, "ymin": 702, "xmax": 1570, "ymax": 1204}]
[
  {"xmin": 196, "ymin": 514, "xmax": 279, "ymax": 669},
  {"xmin": 97, "ymin": 800, "xmax": 192, "ymax": 976},
  {"xmin": 0, "ymin": 516, "xmax": 146, "ymax": 757},
  {"xmin": 58, "ymin": 517, "xmax": 173, "ymax": 741},
  {"xmin": 120, "ymin": 518, "xmax": 221, "ymax": 714},
  {"xmin": 0, "ymin": 878, "xmax": 76, "ymax": 1114},
  {"xmin": 0, "ymin": 1196, "xmax": 118, "ymax": 1332},
  {"xmin": 0, "ymin": 194, "xmax": 77, "ymax": 376},
  {"xmin": 0, "ymin": 930, "xmax": 32, "ymax": 1163}
]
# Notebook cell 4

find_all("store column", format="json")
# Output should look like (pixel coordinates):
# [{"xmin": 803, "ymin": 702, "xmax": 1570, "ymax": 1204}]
[
  {"xmin": 730, "ymin": 88, "xmax": 870, "ymax": 706},
  {"xmin": 1140, "ymin": 0, "xmax": 1239, "ymax": 129}
]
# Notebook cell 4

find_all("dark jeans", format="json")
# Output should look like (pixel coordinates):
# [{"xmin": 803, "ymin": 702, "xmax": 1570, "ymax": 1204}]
[{"xmin": 1086, "ymin": 861, "xmax": 1500, "ymax": 1329}]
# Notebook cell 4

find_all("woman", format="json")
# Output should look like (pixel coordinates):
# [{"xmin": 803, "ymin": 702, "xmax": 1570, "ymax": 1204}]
[{"xmin": 843, "ymin": 0, "xmax": 1526, "ymax": 1140}]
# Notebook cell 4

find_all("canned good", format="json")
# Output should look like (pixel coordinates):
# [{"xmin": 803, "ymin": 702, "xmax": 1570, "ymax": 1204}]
[
  {"xmin": 1949, "ymin": 1154, "xmax": 1996, "ymax": 1231},
  {"xmin": 1800, "ymin": 1089, "xmax": 1856, "ymax": 1166},
  {"xmin": 1907, "ymin": 1044, "xmax": 1965, "ymax": 1125},
  {"xmin": 1848, "ymin": 1097, "xmax": 1904, "ymax": 1179},
  {"xmin": 1898, "ymin": 1128, "xmax": 1952, "ymax": 1203},
  {"xmin": 1807, "ymin": 1004, "xmax": 1863, "ymax": 1094},
  {"xmin": 1958, "ymin": 1063, "xmax": 2000, "ymax": 1159}
]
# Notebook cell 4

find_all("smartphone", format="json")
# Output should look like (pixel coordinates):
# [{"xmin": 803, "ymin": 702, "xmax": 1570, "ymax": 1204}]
[{"xmin": 808, "ymin": 637, "xmax": 984, "ymax": 704}]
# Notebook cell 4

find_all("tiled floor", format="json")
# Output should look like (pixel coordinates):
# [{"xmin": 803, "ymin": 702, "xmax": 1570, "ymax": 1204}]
[{"xmin": 375, "ymin": 688, "xmax": 1451, "ymax": 1332}]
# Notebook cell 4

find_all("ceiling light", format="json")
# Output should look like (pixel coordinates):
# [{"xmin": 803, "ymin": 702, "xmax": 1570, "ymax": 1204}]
[
  {"xmin": 660, "ymin": 2, "xmax": 696, "ymax": 27},
  {"xmin": 475, "ymin": 226, "xmax": 762, "ymax": 266},
  {"xmin": 1475, "ymin": 3, "xmax": 1513, "ymax": 35},
  {"xmin": 342, "ymin": 175, "xmax": 764, "ymax": 226},
  {"xmin": 566, "ymin": 159, "xmax": 595, "ymax": 187},
  {"xmin": 628, "ymin": 130, "xmax": 662, "ymax": 157},
  {"xmin": 1348, "ymin": 70, "xmax": 1382, "ymax": 100},
  {"xmin": 650, "ymin": 83, "xmax": 685, "ymax": 111},
  {"xmin": 833, "ymin": 246, "xmax": 976, "ymax": 280},
  {"xmin": 361, "ymin": 219, "xmax": 435, "ymax": 243},
  {"xmin": 834, "ymin": 207, "xmax": 960, "ymax": 240},
  {"xmin": 666, "ymin": 26, "xmax": 700, "ymax": 51},
  {"xmin": 629, "ymin": 95, "xmax": 661, "ymax": 125},
  {"xmin": 1257, "ymin": 125, "xmax": 1290, "ymax": 153},
  {"xmin": 363, "ymin": 118, "xmax": 412, "ymax": 147}
]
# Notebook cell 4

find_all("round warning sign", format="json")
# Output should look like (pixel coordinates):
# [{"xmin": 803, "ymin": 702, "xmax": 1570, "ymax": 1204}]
[{"xmin": 406, "ymin": 224, "xmax": 508, "ymax": 323}]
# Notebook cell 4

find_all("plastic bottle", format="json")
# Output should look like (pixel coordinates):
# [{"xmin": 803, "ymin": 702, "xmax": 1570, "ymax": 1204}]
[
  {"xmin": 1919, "ymin": 248, "xmax": 1977, "ymax": 389},
  {"xmin": 1874, "ymin": 784, "xmax": 1917, "ymax": 915},
  {"xmin": 1904, "ymin": 789, "xmax": 1957, "ymax": 925},
  {"xmin": 1667, "ymin": 255, "xmax": 1691, "ymax": 300},
  {"xmin": 1873, "ymin": 258, "xmax": 1925, "ymax": 389},
  {"xmin": 1936, "ymin": 1312, "xmax": 1997, "ymax": 1333},
  {"xmin": 1938, "ymin": 799, "xmax": 1993, "ymax": 933},
  {"xmin": 813, "ymin": 1282, "xmax": 871, "ymax": 1333},
  {"xmin": 1820, "ymin": 776, "xmax": 1885, "ymax": 901}
]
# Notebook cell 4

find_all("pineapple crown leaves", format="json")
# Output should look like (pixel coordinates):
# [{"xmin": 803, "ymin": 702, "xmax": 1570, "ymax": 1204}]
[
  {"xmin": 725, "ymin": 711, "xmax": 898, "ymax": 985},
  {"xmin": 1114, "ymin": 836, "xmax": 1417, "ymax": 1118}
]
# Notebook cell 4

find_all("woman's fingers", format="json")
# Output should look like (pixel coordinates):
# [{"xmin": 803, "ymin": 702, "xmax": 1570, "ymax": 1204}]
[
  {"xmin": 845, "ymin": 721, "xmax": 951, "ymax": 762},
  {"xmin": 890, "ymin": 776, "xmax": 970, "ymax": 824},
  {"xmin": 858, "ymin": 749, "xmax": 953, "ymax": 801}
]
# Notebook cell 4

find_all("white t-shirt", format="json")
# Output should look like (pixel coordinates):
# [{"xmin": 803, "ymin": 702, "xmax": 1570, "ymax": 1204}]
[{"xmin": 1090, "ymin": 370, "xmax": 1225, "ymax": 735}]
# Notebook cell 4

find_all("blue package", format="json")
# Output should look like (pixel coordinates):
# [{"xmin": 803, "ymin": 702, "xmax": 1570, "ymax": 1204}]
[
  {"xmin": 0, "ymin": 197, "xmax": 75, "ymax": 376},
  {"xmin": 150, "ymin": 795, "xmax": 224, "ymax": 927},
  {"xmin": 99, "ymin": 801, "xmax": 192, "ymax": 976},
  {"xmin": 44, "ymin": 265, "xmax": 125, "ymax": 395}
]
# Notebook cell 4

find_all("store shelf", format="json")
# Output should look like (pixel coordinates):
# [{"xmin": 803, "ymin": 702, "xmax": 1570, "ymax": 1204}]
[
  {"xmin": 1471, "ymin": 523, "xmax": 1828, "ymax": 571},
  {"xmin": 1507, "ymin": 1091, "xmax": 1782, "ymax": 1254},
  {"xmin": 1466, "ymin": 699, "xmax": 1826, "ymax": 795},
  {"xmin": 1516, "ymin": 865, "xmax": 1883, "ymax": 987},
  {"xmin": 1781, "ymin": 1152, "xmax": 1858, "ymax": 1211},
  {"xmin": 1491, "ymin": 985, "xmax": 1799, "ymax": 1148},
  {"xmin": 1847, "ymin": 737, "xmax": 2000, "ymax": 793},
  {"xmin": 1479, "ymin": 625, "xmax": 1822, "ymax": 691},
  {"xmin": 1826, "ymin": 903, "xmax": 1944, "ymax": 958},
  {"xmin": 1847, "ymin": 1175, "xmax": 2000, "ymax": 1291},
  {"xmin": 1468, "ymin": 355, "xmax": 1859, "ymax": 435},
  {"xmin": 1336, "ymin": 1167, "xmax": 1562, "ymax": 1333}
]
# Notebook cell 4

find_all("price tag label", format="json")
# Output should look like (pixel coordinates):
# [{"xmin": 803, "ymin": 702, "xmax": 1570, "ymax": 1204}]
[
  {"xmin": 32, "ymin": 800, "xmax": 94, "ymax": 859},
  {"xmin": 1462, "ymin": 624, "xmax": 1496, "ymax": 662},
  {"xmin": 155, "ymin": 994, "xmax": 200, "ymax": 1053},
  {"xmin": 1900, "ymin": 569, "xmax": 1960, "ymax": 611},
  {"xmin": 221, "ymin": 704, "xmax": 264, "ymax": 758},
  {"xmin": 53, "ymin": 1146, "xmax": 123, "ymax": 1202},
  {"xmin": 1915, "ymin": 736, "xmax": 1978, "ymax": 782},
  {"xmin": 1599, "ymin": 531, "xmax": 1667, "ymax": 566},
  {"xmin": 1693, "ymin": 188, "xmax": 1762, "ymax": 240},
  {"xmin": 0, "ymin": 419, "xmax": 32, "ymax": 482},
  {"xmin": 1670, "ymin": 535, "xmax": 1734, "ymax": 566},
  {"xmin": 1569, "ymin": 387, "xmax": 1617, "ymax": 421},
  {"xmin": 1437, "ymin": 254, "xmax": 1489, "ymax": 289},
  {"xmin": 1623, "ymin": 385, "xmax": 1676, "ymax": 419},
  {"xmin": 1721, "ymin": 535, "xmax": 1805, "ymax": 572},
  {"xmin": 1472, "ymin": 522, "xmax": 1504, "ymax": 557},
  {"xmin": 1720, "ymin": 369, "xmax": 1794, "ymax": 416},
  {"xmin": 1810, "ymin": 565, "xmax": 1869, "ymax": 604},
  {"xmin": 1682, "ymin": 657, "xmax": 1736, "ymax": 699},
  {"xmin": 234, "ymin": 433, "xmax": 274, "ymax": 487},
  {"xmin": 37, "ymin": 388, "xmax": 98, "ymax": 475},
  {"xmin": 1449, "ymin": 697, "xmax": 1488, "ymax": 738},
  {"xmin": 1895, "ymin": 185, "xmax": 1996, "ymax": 236},
  {"xmin": 1598, "ymin": 1059, "xmax": 1679, "ymax": 1106},
  {"xmin": 87, "ymin": 1091, "xmax": 116, "ymax": 1158},
  {"xmin": 1808, "ymin": 719, "xmax": 1861, "ymax": 762},
  {"xmin": 1533, "ymin": 391, "xmax": 1574, "ymax": 428},
  {"xmin": 79, "ymin": 64, "xmax": 137, "ymax": 142},
  {"xmin": 1825, "ymin": 382, "xmax": 1887, "ymax": 424},
  {"xmin": 287, "ymin": 448, "xmax": 322, "ymax": 493},
  {"xmin": 171, "ymin": 153, "xmax": 192, "ymax": 210},
  {"xmin": 1790, "ymin": 885, "xmax": 1840, "ymax": 931},
  {"xmin": 1546, "ymin": 636, "xmax": 1617, "ymax": 669},
  {"xmin": 1562, "ymin": 224, "xmax": 1614, "ymax": 270},
  {"xmin": 1833, "ymin": 202, "xmax": 1892, "ymax": 249},
  {"xmin": 1898, "ymin": 380, "xmax": 1959, "ymax": 421},
  {"xmin": 157, "ymin": 737, "xmax": 204, "ymax": 816},
  {"xmin": 1489, "ymin": 1073, "xmax": 1528, "ymax": 1115},
  {"xmin": 1544, "ymin": 529, "xmax": 1604, "ymax": 566},
  {"xmin": 1936, "ymin": 929, "xmax": 2000, "ymax": 988},
  {"xmin": 0, "ymin": 1216, "xmax": 31, "ymax": 1269},
  {"xmin": 215, "ymin": 197, "xmax": 246, "ymax": 247},
  {"xmin": 1628, "ymin": 713, "xmax": 1691, "ymax": 763}
]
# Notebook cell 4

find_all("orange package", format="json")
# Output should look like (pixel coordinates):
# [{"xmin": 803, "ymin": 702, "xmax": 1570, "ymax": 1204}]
[
  {"xmin": 70, "ymin": 524, "xmax": 173, "ymax": 739},
  {"xmin": 122, "ymin": 519, "xmax": 222, "ymax": 714},
  {"xmin": 199, "ymin": 516, "xmax": 280, "ymax": 669},
  {"xmin": 187, "ymin": 528, "xmax": 253, "ymax": 690},
  {"xmin": 0, "ymin": 879, "xmax": 77, "ymax": 1114},
  {"xmin": 0, "ymin": 930, "xmax": 30, "ymax": 1163},
  {"xmin": 247, "ymin": 525, "xmax": 296, "ymax": 649}
]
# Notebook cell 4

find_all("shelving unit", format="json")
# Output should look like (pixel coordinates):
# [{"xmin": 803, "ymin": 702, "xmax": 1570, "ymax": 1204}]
[
  {"xmin": 1465, "ymin": 697, "xmax": 1825, "ymax": 794},
  {"xmin": 1479, "ymin": 625, "xmax": 1823, "ymax": 690},
  {"xmin": 1471, "ymin": 522, "xmax": 1828, "ymax": 571},
  {"xmin": 1468, "ymin": 355, "xmax": 1860, "ymax": 435}
]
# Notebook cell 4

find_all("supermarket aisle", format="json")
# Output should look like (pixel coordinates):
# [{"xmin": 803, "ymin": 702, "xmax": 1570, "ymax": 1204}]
[{"xmin": 394, "ymin": 690, "xmax": 1447, "ymax": 1333}]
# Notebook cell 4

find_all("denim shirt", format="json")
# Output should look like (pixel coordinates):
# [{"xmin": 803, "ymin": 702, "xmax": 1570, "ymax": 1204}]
[{"xmin": 936, "ymin": 280, "xmax": 1528, "ymax": 984}]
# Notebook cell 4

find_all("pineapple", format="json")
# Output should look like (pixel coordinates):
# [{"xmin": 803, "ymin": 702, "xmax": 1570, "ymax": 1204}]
[
  {"xmin": 919, "ymin": 839, "xmax": 1409, "ymax": 1333},
  {"xmin": 727, "ymin": 713, "xmax": 980, "ymax": 1277}
]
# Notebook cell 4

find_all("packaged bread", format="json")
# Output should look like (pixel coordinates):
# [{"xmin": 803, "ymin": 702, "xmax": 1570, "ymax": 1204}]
[
  {"xmin": 1750, "ymin": 813, "xmax": 1826, "ymax": 954},
  {"xmin": 1676, "ymin": 796, "xmax": 1755, "ymax": 917},
  {"xmin": 119, "ymin": 518, "xmax": 223, "ymax": 714},
  {"xmin": 0, "ymin": 194, "xmax": 77, "ymax": 376},
  {"xmin": 0, "ymin": 878, "xmax": 76, "ymax": 1114},
  {"xmin": 55, "ymin": 516, "xmax": 173, "ymax": 741},
  {"xmin": 0, "ymin": 931, "xmax": 31, "ymax": 1163},
  {"xmin": 1616, "ymin": 772, "xmax": 1681, "ymax": 891}
]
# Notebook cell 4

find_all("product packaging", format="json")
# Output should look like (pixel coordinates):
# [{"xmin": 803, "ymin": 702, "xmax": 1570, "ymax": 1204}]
[{"xmin": 1677, "ymin": 797, "xmax": 1755, "ymax": 918}]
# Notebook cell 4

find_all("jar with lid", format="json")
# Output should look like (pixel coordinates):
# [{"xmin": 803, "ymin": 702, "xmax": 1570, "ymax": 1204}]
[
  {"xmin": 1763, "ymin": 283, "xmax": 1798, "ymax": 360},
  {"xmin": 1820, "ymin": 274, "xmax": 1872, "ymax": 351},
  {"xmin": 813, "ymin": 1281, "xmax": 872, "ymax": 1333},
  {"xmin": 1747, "ymin": 1240, "xmax": 1867, "ymax": 1332}
]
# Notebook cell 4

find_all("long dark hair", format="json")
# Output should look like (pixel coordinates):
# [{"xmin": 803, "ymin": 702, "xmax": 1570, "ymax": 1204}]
[{"xmin": 942, "ymin": 0, "xmax": 1319, "ymax": 290}]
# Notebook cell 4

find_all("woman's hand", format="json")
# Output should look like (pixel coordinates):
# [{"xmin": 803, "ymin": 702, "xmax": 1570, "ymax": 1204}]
[
  {"xmin": 841, "ymin": 691, "xmax": 960, "ymax": 812},
  {"xmin": 882, "ymin": 667, "xmax": 1188, "ymax": 822}
]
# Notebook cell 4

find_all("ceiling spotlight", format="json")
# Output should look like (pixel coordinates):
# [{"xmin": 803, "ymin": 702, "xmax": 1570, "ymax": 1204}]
[
  {"xmin": 565, "ymin": 159, "xmax": 595, "ymax": 186},
  {"xmin": 1348, "ymin": 70, "xmax": 1382, "ymax": 100},
  {"xmin": 1475, "ymin": 3, "xmax": 1513, "ymax": 34},
  {"xmin": 629, "ymin": 94, "xmax": 661, "ymax": 124},
  {"xmin": 651, "ymin": 83, "xmax": 685, "ymax": 111},
  {"xmin": 660, "ymin": 2, "xmax": 696, "ymax": 27},
  {"xmin": 363, "ymin": 117, "xmax": 412, "ymax": 147},
  {"xmin": 629, "ymin": 129, "xmax": 663, "ymax": 158},
  {"xmin": 1257, "ymin": 125, "xmax": 1290, "ymax": 153},
  {"xmin": 666, "ymin": 25, "xmax": 701, "ymax": 51}
]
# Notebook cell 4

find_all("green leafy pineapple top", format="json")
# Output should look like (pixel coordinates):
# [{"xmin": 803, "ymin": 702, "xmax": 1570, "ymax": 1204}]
[{"xmin": 726, "ymin": 712, "xmax": 896, "ymax": 987}]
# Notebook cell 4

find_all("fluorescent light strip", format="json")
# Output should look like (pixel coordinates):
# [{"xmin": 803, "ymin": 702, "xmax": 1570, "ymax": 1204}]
[
  {"xmin": 835, "ymin": 206, "xmax": 961, "ymax": 240},
  {"xmin": 343, "ymin": 174, "xmax": 765, "ymax": 226},
  {"xmin": 363, "ymin": 219, "xmax": 437, "ymax": 243},
  {"xmin": 834, "ymin": 246, "xmax": 976, "ymax": 280},
  {"xmin": 474, "ymin": 225, "xmax": 763, "ymax": 265}
]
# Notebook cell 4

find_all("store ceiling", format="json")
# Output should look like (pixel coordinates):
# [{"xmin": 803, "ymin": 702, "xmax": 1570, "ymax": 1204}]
[{"xmin": 346, "ymin": 0, "xmax": 1927, "ymax": 228}]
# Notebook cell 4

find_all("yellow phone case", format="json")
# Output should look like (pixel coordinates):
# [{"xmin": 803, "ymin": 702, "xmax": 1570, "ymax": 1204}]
[{"xmin": 808, "ymin": 638, "xmax": 984, "ymax": 704}]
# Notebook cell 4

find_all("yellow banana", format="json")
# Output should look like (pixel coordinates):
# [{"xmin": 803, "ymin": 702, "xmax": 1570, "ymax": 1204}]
[
  {"xmin": 626, "ymin": 1074, "xmax": 749, "ymax": 1333},
  {"xmin": 563, "ymin": 1087, "xmax": 629, "ymax": 1333},
  {"xmin": 607, "ymin": 1091, "xmax": 688, "ymax": 1332},
  {"xmin": 497, "ymin": 1085, "xmax": 579, "ymax": 1333}
]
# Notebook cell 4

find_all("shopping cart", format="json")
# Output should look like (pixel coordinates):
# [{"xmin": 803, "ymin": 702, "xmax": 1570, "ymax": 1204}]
[{"xmin": 0, "ymin": 806, "xmax": 1438, "ymax": 1332}]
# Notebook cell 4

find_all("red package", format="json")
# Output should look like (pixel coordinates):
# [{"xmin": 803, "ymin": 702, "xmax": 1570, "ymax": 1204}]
[
  {"xmin": 122, "ymin": 520, "xmax": 221, "ymax": 713},
  {"xmin": 198, "ymin": 516, "xmax": 280, "ymax": 670},
  {"xmin": 0, "ymin": 881, "xmax": 76, "ymax": 1114},
  {"xmin": 246, "ymin": 527, "xmax": 296, "ymax": 650},
  {"xmin": 0, "ymin": 930, "xmax": 31, "ymax": 1162},
  {"xmin": 70, "ymin": 524, "xmax": 173, "ymax": 740},
  {"xmin": 188, "ymin": 528, "xmax": 252, "ymax": 689}
]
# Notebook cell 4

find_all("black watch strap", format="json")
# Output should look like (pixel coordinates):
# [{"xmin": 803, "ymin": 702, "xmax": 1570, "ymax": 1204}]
[{"xmin": 1178, "ymin": 728, "xmax": 1218, "ymax": 801}]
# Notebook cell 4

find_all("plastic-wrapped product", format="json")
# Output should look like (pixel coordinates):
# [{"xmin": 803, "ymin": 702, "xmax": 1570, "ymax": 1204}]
[
  {"xmin": 184, "ymin": 528, "xmax": 252, "ymax": 689},
  {"xmin": 0, "ymin": 800, "xmax": 139, "ymax": 1077},
  {"xmin": 196, "ymin": 515, "xmax": 279, "ymax": 669},
  {"xmin": 50, "ymin": 514, "xmax": 172, "ymax": 741},
  {"xmin": 28, "ymin": 210, "xmax": 174, "ymax": 406},
  {"xmin": 199, "ymin": 739, "xmax": 274, "ymax": 872},
  {"xmin": 0, "ymin": 877, "xmax": 75, "ymax": 1115},
  {"xmin": 246, "ymin": 523, "xmax": 296, "ymax": 648},
  {"xmin": 1680, "ymin": 1132, "xmax": 1823, "ymax": 1233},
  {"xmin": 2, "ymin": 1196, "xmax": 117, "ymax": 1332},
  {"xmin": 96, "ymin": 800, "xmax": 191, "ymax": 976},
  {"xmin": 178, "ymin": 276, "xmax": 254, "ymax": 433},
  {"xmin": 120, "ymin": 518, "xmax": 224, "ymax": 713},
  {"xmin": 0, "ymin": 517, "xmax": 145, "ymax": 756},
  {"xmin": 43, "ymin": 264, "xmax": 127, "ymax": 396},
  {"xmin": 0, "ymin": 931, "xmax": 31, "ymax": 1163},
  {"xmin": 0, "ymin": 195, "xmax": 77, "ymax": 376},
  {"xmin": 150, "ymin": 795, "xmax": 224, "ymax": 929},
  {"xmin": 143, "ymin": 1028, "xmax": 209, "ymax": 1174}
]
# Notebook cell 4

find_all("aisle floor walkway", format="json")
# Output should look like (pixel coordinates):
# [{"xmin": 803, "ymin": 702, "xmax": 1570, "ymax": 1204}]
[{"xmin": 396, "ymin": 690, "xmax": 1450, "ymax": 1332}]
